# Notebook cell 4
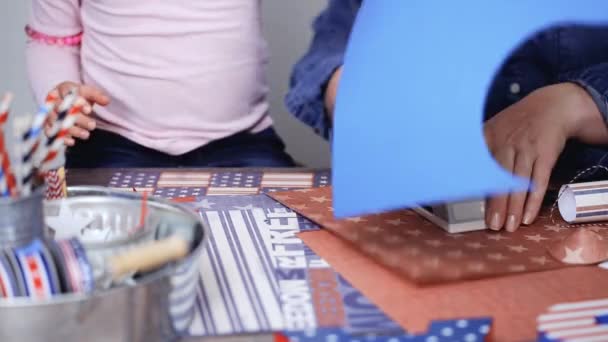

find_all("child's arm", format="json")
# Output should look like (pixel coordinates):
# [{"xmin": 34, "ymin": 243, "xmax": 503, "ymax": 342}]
[{"xmin": 26, "ymin": 0, "xmax": 109, "ymax": 146}]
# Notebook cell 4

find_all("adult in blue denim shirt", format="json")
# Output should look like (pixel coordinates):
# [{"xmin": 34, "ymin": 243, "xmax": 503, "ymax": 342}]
[{"xmin": 287, "ymin": 0, "xmax": 608, "ymax": 232}]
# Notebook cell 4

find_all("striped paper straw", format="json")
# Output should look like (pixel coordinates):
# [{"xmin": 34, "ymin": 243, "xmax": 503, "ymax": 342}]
[
  {"xmin": 39, "ymin": 98, "xmax": 83, "ymax": 172},
  {"xmin": 24, "ymin": 92, "xmax": 78, "ymax": 183},
  {"xmin": 44, "ymin": 90, "xmax": 78, "ymax": 140},
  {"xmin": 0, "ymin": 155, "xmax": 9, "ymax": 197},
  {"xmin": 0, "ymin": 93, "xmax": 14, "ymax": 126},
  {"xmin": 0, "ymin": 132, "xmax": 17, "ymax": 197},
  {"xmin": 21, "ymin": 93, "xmax": 60, "ymax": 162}
]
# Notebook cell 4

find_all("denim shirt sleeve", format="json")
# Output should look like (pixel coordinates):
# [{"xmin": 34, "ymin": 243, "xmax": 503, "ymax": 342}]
[
  {"xmin": 285, "ymin": 0, "xmax": 360, "ymax": 139},
  {"xmin": 560, "ymin": 63, "xmax": 608, "ymax": 126}
]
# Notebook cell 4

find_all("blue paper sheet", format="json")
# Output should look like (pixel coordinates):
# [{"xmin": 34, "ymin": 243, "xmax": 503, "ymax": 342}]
[{"xmin": 333, "ymin": 1, "xmax": 608, "ymax": 217}]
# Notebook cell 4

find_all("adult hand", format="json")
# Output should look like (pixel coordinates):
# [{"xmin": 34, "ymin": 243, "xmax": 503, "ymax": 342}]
[
  {"xmin": 45, "ymin": 81, "xmax": 110, "ymax": 146},
  {"xmin": 484, "ymin": 82, "xmax": 607, "ymax": 232}
]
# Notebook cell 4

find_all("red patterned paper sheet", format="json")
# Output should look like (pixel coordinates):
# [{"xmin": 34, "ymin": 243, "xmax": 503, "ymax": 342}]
[{"xmin": 269, "ymin": 187, "xmax": 608, "ymax": 284}]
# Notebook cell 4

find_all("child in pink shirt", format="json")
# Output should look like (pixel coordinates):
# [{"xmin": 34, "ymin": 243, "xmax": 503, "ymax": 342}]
[{"xmin": 26, "ymin": 0, "xmax": 295, "ymax": 167}]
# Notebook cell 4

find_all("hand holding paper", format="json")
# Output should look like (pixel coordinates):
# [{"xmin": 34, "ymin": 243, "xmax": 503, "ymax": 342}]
[
  {"xmin": 333, "ymin": 1, "xmax": 608, "ymax": 218},
  {"xmin": 484, "ymin": 83, "xmax": 605, "ymax": 232}
]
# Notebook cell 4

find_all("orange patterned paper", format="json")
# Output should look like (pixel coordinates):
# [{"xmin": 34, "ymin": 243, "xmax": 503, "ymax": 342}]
[{"xmin": 269, "ymin": 187, "xmax": 608, "ymax": 284}]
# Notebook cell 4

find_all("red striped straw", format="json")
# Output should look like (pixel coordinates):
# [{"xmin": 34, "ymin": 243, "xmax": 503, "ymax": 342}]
[
  {"xmin": 22, "ymin": 92, "xmax": 60, "ymax": 156},
  {"xmin": 21, "ymin": 92, "xmax": 77, "ymax": 194},
  {"xmin": 20, "ymin": 93, "xmax": 63, "ymax": 195},
  {"xmin": 39, "ymin": 98, "xmax": 83, "ymax": 172},
  {"xmin": 0, "ymin": 155, "xmax": 9, "ymax": 197},
  {"xmin": 0, "ymin": 93, "xmax": 14, "ymax": 127},
  {"xmin": 44, "ymin": 89, "xmax": 78, "ymax": 139},
  {"xmin": 0, "ymin": 132, "xmax": 17, "ymax": 197}
]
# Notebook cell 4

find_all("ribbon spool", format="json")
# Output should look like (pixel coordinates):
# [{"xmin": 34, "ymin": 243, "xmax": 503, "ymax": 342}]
[
  {"xmin": 8, "ymin": 239, "xmax": 61, "ymax": 299},
  {"xmin": 49, "ymin": 238, "xmax": 94, "ymax": 294},
  {"xmin": 0, "ymin": 250, "xmax": 21, "ymax": 298}
]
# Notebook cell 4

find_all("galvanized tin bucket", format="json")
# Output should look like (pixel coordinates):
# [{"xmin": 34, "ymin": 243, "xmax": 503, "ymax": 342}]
[
  {"xmin": 0, "ymin": 187, "xmax": 207, "ymax": 342},
  {"xmin": 0, "ymin": 188, "xmax": 46, "ymax": 249}
]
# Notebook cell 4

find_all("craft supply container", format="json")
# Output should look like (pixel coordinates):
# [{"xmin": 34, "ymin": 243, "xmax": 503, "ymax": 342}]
[
  {"xmin": 0, "ymin": 187, "xmax": 207, "ymax": 342},
  {"xmin": 46, "ymin": 193, "xmax": 160, "ymax": 283},
  {"xmin": 0, "ymin": 188, "xmax": 46, "ymax": 249}
]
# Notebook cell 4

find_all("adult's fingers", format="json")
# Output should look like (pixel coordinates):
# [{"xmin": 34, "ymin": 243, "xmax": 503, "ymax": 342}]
[
  {"xmin": 505, "ymin": 153, "xmax": 534, "ymax": 232},
  {"xmin": 523, "ymin": 155, "xmax": 555, "ymax": 225},
  {"xmin": 486, "ymin": 149, "xmax": 515, "ymax": 231}
]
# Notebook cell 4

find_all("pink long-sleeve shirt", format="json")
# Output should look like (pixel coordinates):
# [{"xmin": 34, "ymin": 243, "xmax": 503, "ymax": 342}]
[{"xmin": 26, "ymin": 0, "xmax": 272, "ymax": 155}]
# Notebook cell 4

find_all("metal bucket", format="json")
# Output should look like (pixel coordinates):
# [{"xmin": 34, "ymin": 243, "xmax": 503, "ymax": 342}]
[
  {"xmin": 0, "ymin": 188, "xmax": 46, "ymax": 249},
  {"xmin": 0, "ymin": 187, "xmax": 207, "ymax": 342}
]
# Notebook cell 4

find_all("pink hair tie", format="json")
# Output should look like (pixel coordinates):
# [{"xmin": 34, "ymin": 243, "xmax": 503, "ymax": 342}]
[{"xmin": 25, "ymin": 26, "xmax": 82, "ymax": 46}]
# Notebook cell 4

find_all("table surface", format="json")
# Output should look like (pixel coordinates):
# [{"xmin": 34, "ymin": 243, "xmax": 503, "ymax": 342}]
[
  {"xmin": 66, "ymin": 168, "xmax": 327, "ymax": 342},
  {"xmin": 64, "ymin": 167, "xmax": 572, "ymax": 341}
]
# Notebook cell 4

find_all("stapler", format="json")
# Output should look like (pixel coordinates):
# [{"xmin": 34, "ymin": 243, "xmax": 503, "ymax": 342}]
[{"xmin": 414, "ymin": 200, "xmax": 487, "ymax": 233}]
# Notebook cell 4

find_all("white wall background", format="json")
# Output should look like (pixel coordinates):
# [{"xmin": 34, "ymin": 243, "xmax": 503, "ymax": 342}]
[{"xmin": 0, "ymin": 1, "xmax": 331, "ymax": 167}]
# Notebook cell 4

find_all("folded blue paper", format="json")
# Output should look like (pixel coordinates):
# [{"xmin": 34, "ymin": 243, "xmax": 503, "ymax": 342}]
[{"xmin": 333, "ymin": 1, "xmax": 608, "ymax": 218}]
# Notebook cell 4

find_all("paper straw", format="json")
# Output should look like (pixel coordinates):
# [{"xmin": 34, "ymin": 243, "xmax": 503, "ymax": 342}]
[
  {"xmin": 0, "ymin": 155, "xmax": 9, "ymax": 197},
  {"xmin": 0, "ymin": 93, "xmax": 14, "ymax": 127},
  {"xmin": 44, "ymin": 90, "xmax": 78, "ymax": 140},
  {"xmin": 22, "ymin": 93, "xmax": 60, "ymax": 157},
  {"xmin": 0, "ymin": 132, "xmax": 17, "ymax": 197},
  {"xmin": 27, "ymin": 92, "xmax": 78, "ymax": 179},
  {"xmin": 39, "ymin": 98, "xmax": 83, "ymax": 172}
]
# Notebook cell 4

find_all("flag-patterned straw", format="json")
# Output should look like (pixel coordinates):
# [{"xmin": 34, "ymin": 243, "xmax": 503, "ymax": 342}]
[{"xmin": 0, "ymin": 93, "xmax": 14, "ymax": 127}]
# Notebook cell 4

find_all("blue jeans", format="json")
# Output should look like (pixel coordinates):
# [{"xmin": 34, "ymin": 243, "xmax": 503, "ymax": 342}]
[{"xmin": 66, "ymin": 128, "xmax": 296, "ymax": 168}]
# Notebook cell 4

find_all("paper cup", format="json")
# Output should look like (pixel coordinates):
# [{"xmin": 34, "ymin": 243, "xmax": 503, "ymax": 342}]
[{"xmin": 558, "ymin": 180, "xmax": 608, "ymax": 224}]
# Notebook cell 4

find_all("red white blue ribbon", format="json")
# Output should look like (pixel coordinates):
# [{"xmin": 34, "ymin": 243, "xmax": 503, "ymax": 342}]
[{"xmin": 13, "ymin": 239, "xmax": 57, "ymax": 299}]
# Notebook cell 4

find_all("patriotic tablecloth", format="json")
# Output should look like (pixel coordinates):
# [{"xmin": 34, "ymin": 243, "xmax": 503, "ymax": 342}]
[{"xmin": 67, "ymin": 169, "xmax": 493, "ymax": 340}]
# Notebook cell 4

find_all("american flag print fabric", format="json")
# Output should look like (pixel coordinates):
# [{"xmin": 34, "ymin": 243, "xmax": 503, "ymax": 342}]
[
  {"xmin": 269, "ymin": 187, "xmax": 608, "ymax": 284},
  {"xmin": 261, "ymin": 173, "xmax": 314, "ymax": 189},
  {"xmin": 107, "ymin": 170, "xmax": 331, "ymax": 199},
  {"xmin": 284, "ymin": 318, "xmax": 492, "ymax": 342},
  {"xmin": 538, "ymin": 298, "xmax": 608, "ymax": 341},
  {"xmin": 104, "ymin": 170, "xmax": 492, "ymax": 339},
  {"xmin": 156, "ymin": 172, "xmax": 211, "ymax": 188},
  {"xmin": 186, "ymin": 195, "xmax": 403, "ymax": 337}
]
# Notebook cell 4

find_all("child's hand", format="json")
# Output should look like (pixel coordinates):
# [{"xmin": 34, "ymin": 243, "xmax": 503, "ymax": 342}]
[{"xmin": 45, "ymin": 81, "xmax": 110, "ymax": 146}]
